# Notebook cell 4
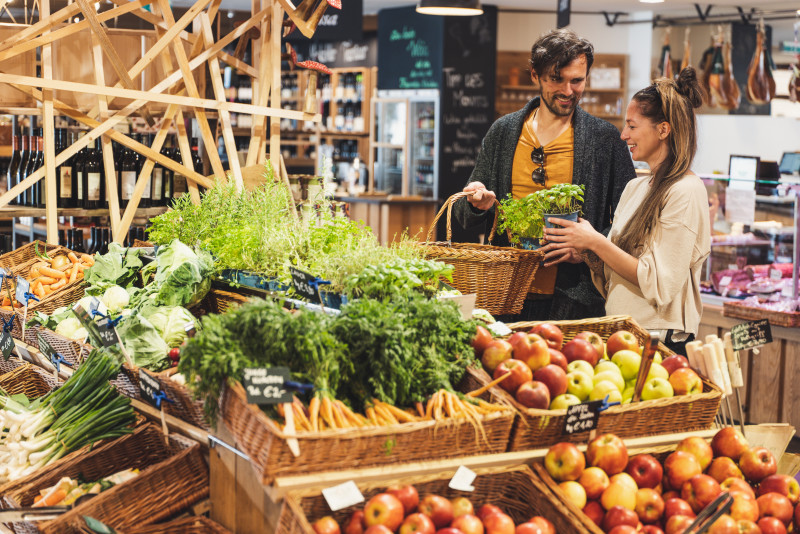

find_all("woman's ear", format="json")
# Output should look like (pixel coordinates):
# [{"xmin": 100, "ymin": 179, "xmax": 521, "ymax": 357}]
[{"xmin": 659, "ymin": 121, "xmax": 671, "ymax": 140}]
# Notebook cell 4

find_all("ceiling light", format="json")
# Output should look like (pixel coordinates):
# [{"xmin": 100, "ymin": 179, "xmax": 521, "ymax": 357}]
[
  {"xmin": 639, "ymin": 0, "xmax": 665, "ymax": 3},
  {"xmin": 227, "ymin": 10, "xmax": 234, "ymax": 18},
  {"xmin": 416, "ymin": 0, "xmax": 483, "ymax": 16}
]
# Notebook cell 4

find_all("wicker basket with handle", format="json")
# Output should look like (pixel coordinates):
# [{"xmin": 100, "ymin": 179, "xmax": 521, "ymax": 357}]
[
  {"xmin": 220, "ymin": 366, "xmax": 515, "ymax": 485},
  {"xmin": 419, "ymin": 192, "xmax": 544, "ymax": 316},
  {"xmin": 484, "ymin": 315, "xmax": 723, "ymax": 450},
  {"xmin": 277, "ymin": 464, "xmax": 594, "ymax": 534},
  {"xmin": 0, "ymin": 242, "xmax": 61, "ymax": 271}
]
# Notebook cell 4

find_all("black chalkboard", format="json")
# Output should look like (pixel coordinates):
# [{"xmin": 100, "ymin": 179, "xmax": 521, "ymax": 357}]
[
  {"xmin": 243, "ymin": 367, "xmax": 293, "ymax": 405},
  {"xmin": 731, "ymin": 319, "xmax": 773, "ymax": 351},
  {"xmin": 0, "ymin": 330, "xmax": 13, "ymax": 360},
  {"xmin": 377, "ymin": 7, "xmax": 444, "ymax": 90},
  {"xmin": 285, "ymin": 0, "xmax": 363, "ymax": 42},
  {"xmin": 563, "ymin": 400, "xmax": 602, "ymax": 435}
]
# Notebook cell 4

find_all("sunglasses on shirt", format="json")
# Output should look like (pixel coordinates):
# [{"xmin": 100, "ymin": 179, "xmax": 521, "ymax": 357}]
[{"xmin": 531, "ymin": 146, "xmax": 546, "ymax": 185}]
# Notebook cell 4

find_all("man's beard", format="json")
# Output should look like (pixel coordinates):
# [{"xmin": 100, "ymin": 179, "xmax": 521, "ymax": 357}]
[{"xmin": 542, "ymin": 93, "xmax": 578, "ymax": 116}]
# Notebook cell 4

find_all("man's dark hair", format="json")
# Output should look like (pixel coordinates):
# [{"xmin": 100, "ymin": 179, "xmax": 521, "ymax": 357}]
[{"xmin": 529, "ymin": 29, "xmax": 594, "ymax": 78}]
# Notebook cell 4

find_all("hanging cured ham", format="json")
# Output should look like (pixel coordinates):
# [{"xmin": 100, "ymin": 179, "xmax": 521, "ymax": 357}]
[
  {"xmin": 707, "ymin": 39, "xmax": 727, "ymax": 108},
  {"xmin": 680, "ymin": 28, "xmax": 691, "ymax": 72},
  {"xmin": 720, "ymin": 41, "xmax": 741, "ymax": 110},
  {"xmin": 746, "ymin": 21, "xmax": 776, "ymax": 105},
  {"xmin": 700, "ymin": 36, "xmax": 716, "ymax": 107},
  {"xmin": 659, "ymin": 29, "xmax": 674, "ymax": 79}
]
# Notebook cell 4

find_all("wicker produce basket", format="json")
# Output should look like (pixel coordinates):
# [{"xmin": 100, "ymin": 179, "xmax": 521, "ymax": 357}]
[
  {"xmin": 204, "ymin": 287, "xmax": 251, "ymax": 315},
  {"xmin": 488, "ymin": 315, "xmax": 723, "ymax": 450},
  {"xmin": 141, "ymin": 368, "xmax": 209, "ymax": 430},
  {"xmin": 220, "ymin": 367, "xmax": 515, "ymax": 485},
  {"xmin": 723, "ymin": 301, "xmax": 799, "ymax": 328},
  {"xmin": 0, "ymin": 360, "xmax": 61, "ymax": 399},
  {"xmin": 420, "ymin": 192, "xmax": 544, "ymax": 316},
  {"xmin": 0, "ymin": 242, "xmax": 61, "ymax": 271},
  {"xmin": 278, "ymin": 464, "xmax": 594, "ymax": 534},
  {"xmin": 112, "ymin": 516, "xmax": 232, "ymax": 534},
  {"xmin": 0, "ymin": 424, "xmax": 209, "ymax": 534}
]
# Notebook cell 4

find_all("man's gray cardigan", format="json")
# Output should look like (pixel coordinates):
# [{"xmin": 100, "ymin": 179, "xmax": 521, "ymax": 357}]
[{"xmin": 454, "ymin": 97, "xmax": 636, "ymax": 320}]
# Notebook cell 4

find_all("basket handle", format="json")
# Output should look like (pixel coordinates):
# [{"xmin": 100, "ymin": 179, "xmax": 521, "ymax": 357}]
[{"xmin": 425, "ymin": 191, "xmax": 503, "ymax": 243}]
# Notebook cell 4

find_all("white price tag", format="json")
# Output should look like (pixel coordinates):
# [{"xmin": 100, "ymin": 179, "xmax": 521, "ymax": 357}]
[
  {"xmin": 487, "ymin": 322, "xmax": 511, "ymax": 337},
  {"xmin": 770, "ymin": 268, "xmax": 782, "ymax": 281},
  {"xmin": 322, "ymin": 481, "xmax": 364, "ymax": 512},
  {"xmin": 14, "ymin": 341, "xmax": 30, "ymax": 360},
  {"xmin": 719, "ymin": 276, "xmax": 732, "ymax": 287},
  {"xmin": 448, "ymin": 465, "xmax": 476, "ymax": 492}
]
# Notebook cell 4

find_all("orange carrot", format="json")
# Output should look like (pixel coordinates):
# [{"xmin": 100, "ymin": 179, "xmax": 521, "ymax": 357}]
[
  {"xmin": 33, "ymin": 489, "xmax": 66, "ymax": 507},
  {"xmin": 67, "ymin": 252, "xmax": 79, "ymax": 264},
  {"xmin": 68, "ymin": 265, "xmax": 79, "ymax": 284},
  {"xmin": 38, "ymin": 266, "xmax": 66, "ymax": 279},
  {"xmin": 80, "ymin": 254, "xmax": 94, "ymax": 266}
]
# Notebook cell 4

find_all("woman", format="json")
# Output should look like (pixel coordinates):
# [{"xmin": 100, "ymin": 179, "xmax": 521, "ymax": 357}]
[{"xmin": 542, "ymin": 67, "xmax": 710, "ymax": 355}]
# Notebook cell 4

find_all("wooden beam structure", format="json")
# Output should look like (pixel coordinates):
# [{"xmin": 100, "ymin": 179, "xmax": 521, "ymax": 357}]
[{"xmin": 0, "ymin": 0, "xmax": 324, "ymax": 244}]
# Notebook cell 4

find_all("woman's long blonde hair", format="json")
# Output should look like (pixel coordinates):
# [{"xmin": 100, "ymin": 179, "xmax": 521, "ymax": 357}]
[{"xmin": 613, "ymin": 67, "xmax": 705, "ymax": 256}]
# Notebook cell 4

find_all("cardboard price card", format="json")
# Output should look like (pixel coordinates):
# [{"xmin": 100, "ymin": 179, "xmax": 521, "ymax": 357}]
[
  {"xmin": 563, "ymin": 400, "xmax": 602, "ymax": 435},
  {"xmin": 243, "ymin": 367, "xmax": 293, "ymax": 405},
  {"xmin": 0, "ymin": 330, "xmax": 14, "ymax": 360},
  {"xmin": 15, "ymin": 277, "xmax": 30, "ymax": 305},
  {"xmin": 731, "ymin": 319, "xmax": 773, "ymax": 351}
]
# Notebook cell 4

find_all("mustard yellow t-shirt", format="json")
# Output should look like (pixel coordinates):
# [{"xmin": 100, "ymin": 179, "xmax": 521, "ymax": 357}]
[{"xmin": 510, "ymin": 110, "xmax": 574, "ymax": 294}]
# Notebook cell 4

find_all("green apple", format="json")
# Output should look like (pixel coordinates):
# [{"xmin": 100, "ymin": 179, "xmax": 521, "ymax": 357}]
[
  {"xmin": 593, "ymin": 371, "xmax": 625, "ymax": 392},
  {"xmin": 566, "ymin": 371, "xmax": 593, "ymax": 401},
  {"xmin": 622, "ymin": 386, "xmax": 635, "ymax": 403},
  {"xmin": 589, "ymin": 380, "xmax": 621, "ymax": 402},
  {"xmin": 594, "ymin": 360, "xmax": 622, "ymax": 377},
  {"xmin": 550, "ymin": 393, "xmax": 582, "ymax": 410},
  {"xmin": 653, "ymin": 351, "xmax": 662, "ymax": 364},
  {"xmin": 625, "ymin": 378, "xmax": 637, "ymax": 390},
  {"xmin": 640, "ymin": 377, "xmax": 674, "ymax": 400},
  {"xmin": 646, "ymin": 362, "xmax": 669, "ymax": 381},
  {"xmin": 567, "ymin": 360, "xmax": 594, "ymax": 377},
  {"xmin": 611, "ymin": 350, "xmax": 641, "ymax": 381}
]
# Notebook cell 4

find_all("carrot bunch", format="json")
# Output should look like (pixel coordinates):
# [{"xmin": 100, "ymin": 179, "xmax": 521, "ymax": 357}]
[{"xmin": 1, "ymin": 252, "xmax": 94, "ymax": 310}]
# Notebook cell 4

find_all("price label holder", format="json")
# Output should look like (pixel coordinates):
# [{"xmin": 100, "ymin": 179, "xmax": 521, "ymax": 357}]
[
  {"xmin": 563, "ymin": 400, "xmax": 603, "ymax": 435},
  {"xmin": 184, "ymin": 321, "xmax": 197, "ymax": 339},
  {"xmin": 243, "ymin": 367, "xmax": 293, "ymax": 405},
  {"xmin": 449, "ymin": 465, "xmax": 477, "ymax": 492},
  {"xmin": 37, "ymin": 331, "xmax": 68, "ymax": 378},
  {"xmin": 16, "ymin": 277, "xmax": 36, "ymax": 341},
  {"xmin": 290, "ymin": 267, "xmax": 330, "ymax": 304},
  {"xmin": 96, "ymin": 318, "xmax": 120, "ymax": 348},
  {"xmin": 322, "ymin": 481, "xmax": 364, "ymax": 512},
  {"xmin": 731, "ymin": 319, "xmax": 773, "ymax": 351},
  {"xmin": 0, "ymin": 329, "xmax": 14, "ymax": 360}
]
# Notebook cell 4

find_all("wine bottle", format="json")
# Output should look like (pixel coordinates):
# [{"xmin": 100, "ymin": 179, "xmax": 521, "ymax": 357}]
[
  {"xmin": 151, "ymin": 152, "xmax": 165, "ymax": 207},
  {"xmin": 72, "ymin": 228, "xmax": 85, "ymax": 253},
  {"xmin": 171, "ymin": 141, "xmax": 187, "ymax": 199},
  {"xmin": 73, "ymin": 139, "xmax": 87, "ymax": 209},
  {"xmin": 83, "ymin": 139, "xmax": 104, "ymax": 210},
  {"xmin": 15, "ymin": 134, "xmax": 30, "ymax": 206},
  {"xmin": 118, "ymin": 144, "xmax": 136, "ymax": 209},
  {"xmin": 139, "ymin": 134, "xmax": 152, "ymax": 208},
  {"xmin": 6, "ymin": 134, "xmax": 20, "ymax": 204},
  {"xmin": 56, "ymin": 129, "xmax": 73, "ymax": 208},
  {"xmin": 100, "ymin": 227, "xmax": 110, "ymax": 255},
  {"xmin": 29, "ymin": 134, "xmax": 44, "ymax": 208},
  {"xmin": 58, "ymin": 229, "xmax": 65, "ymax": 246},
  {"xmin": 87, "ymin": 227, "xmax": 97, "ymax": 254},
  {"xmin": 161, "ymin": 141, "xmax": 174, "ymax": 206},
  {"xmin": 191, "ymin": 138, "xmax": 204, "ymax": 195}
]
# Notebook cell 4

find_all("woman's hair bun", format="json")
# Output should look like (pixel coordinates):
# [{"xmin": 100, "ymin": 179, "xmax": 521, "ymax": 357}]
[{"xmin": 675, "ymin": 67, "xmax": 704, "ymax": 109}]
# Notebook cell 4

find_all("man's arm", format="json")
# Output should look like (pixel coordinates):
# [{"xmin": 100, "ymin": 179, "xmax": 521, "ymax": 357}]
[{"xmin": 454, "ymin": 127, "xmax": 500, "ymax": 230}]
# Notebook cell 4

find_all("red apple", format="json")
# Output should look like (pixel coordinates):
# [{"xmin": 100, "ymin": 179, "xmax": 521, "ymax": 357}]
[
  {"xmin": 734, "ymin": 519, "xmax": 761, "ymax": 534},
  {"xmin": 676, "ymin": 437, "xmax": 713, "ymax": 471},
  {"xmin": 451, "ymin": 497, "xmax": 475, "ymax": 519},
  {"xmin": 364, "ymin": 526, "xmax": 394, "ymax": 534},
  {"xmin": 532, "ymin": 364, "xmax": 568, "ymax": 400},
  {"xmin": 419, "ymin": 495, "xmax": 455, "ymax": 529},
  {"xmin": 727, "ymin": 490, "xmax": 759, "ymax": 523},
  {"xmin": 482, "ymin": 512, "xmax": 515, "ymax": 534},
  {"xmin": 669, "ymin": 368, "xmax": 704, "ymax": 396},
  {"xmin": 795, "ymin": 500, "xmax": 800, "ymax": 529},
  {"xmin": 681, "ymin": 474, "xmax": 721, "ymax": 514},
  {"xmin": 757, "ymin": 493, "xmax": 793, "ymax": 525},
  {"xmin": 636, "ymin": 488, "xmax": 665, "ymax": 524},
  {"xmin": 450, "ymin": 514, "xmax": 484, "ymax": 534},
  {"xmin": 757, "ymin": 516, "xmax": 787, "ymax": 534},
  {"xmin": 662, "ymin": 490, "xmax": 681, "ymax": 502},
  {"xmin": 604, "ymin": 505, "xmax": 639, "ymax": 531},
  {"xmin": 388, "ymin": 485, "xmax": 420, "ymax": 515},
  {"xmin": 582, "ymin": 500, "xmax": 605, "ymax": 527},
  {"xmin": 508, "ymin": 332, "xmax": 551, "ymax": 372},
  {"xmin": 602, "ymin": 482, "xmax": 637, "ymax": 511},
  {"xmin": 606, "ymin": 330, "xmax": 639, "ymax": 357},
  {"xmin": 579, "ymin": 466, "xmax": 610, "ymax": 500},
  {"xmin": 626, "ymin": 454, "xmax": 664, "ymax": 490},
  {"xmin": 712, "ymin": 428, "xmax": 750, "ymax": 461},
  {"xmin": 758, "ymin": 475, "xmax": 800, "ymax": 505},
  {"xmin": 344, "ymin": 511, "xmax": 367, "ymax": 534},
  {"xmin": 514, "ymin": 523, "xmax": 544, "ymax": 534},
  {"xmin": 400, "ymin": 514, "xmax": 437, "ymax": 534},
  {"xmin": 476, "ymin": 505, "xmax": 503, "ymax": 521},
  {"xmin": 435, "ymin": 530, "xmax": 465, "ymax": 534},
  {"xmin": 531, "ymin": 323, "xmax": 564, "ymax": 350},
  {"xmin": 661, "ymin": 354, "xmax": 690, "ymax": 376},
  {"xmin": 739, "ymin": 448, "xmax": 777, "ymax": 483},
  {"xmin": 313, "ymin": 516, "xmax": 341, "ymax": 534},
  {"xmin": 561, "ymin": 338, "xmax": 600, "ymax": 367},
  {"xmin": 544, "ymin": 441, "xmax": 585, "ymax": 482},
  {"xmin": 663, "ymin": 498, "xmax": 696, "ymax": 521},
  {"xmin": 547, "ymin": 349, "xmax": 568, "ymax": 372},
  {"xmin": 708, "ymin": 514, "xmax": 738, "ymax": 534},
  {"xmin": 558, "ymin": 481, "xmax": 587, "ymax": 509},
  {"xmin": 472, "ymin": 325, "xmax": 494, "ymax": 357},
  {"xmin": 365, "ymin": 493, "xmax": 405, "ymax": 531},
  {"xmin": 720, "ymin": 477, "xmax": 755, "ymax": 498},
  {"xmin": 515, "ymin": 380, "xmax": 551, "ymax": 410},
  {"xmin": 482, "ymin": 340, "xmax": 513, "ymax": 372},
  {"xmin": 575, "ymin": 331, "xmax": 605, "ymax": 358},
  {"xmin": 664, "ymin": 451, "xmax": 702, "ymax": 491},
  {"xmin": 526, "ymin": 517, "xmax": 554, "ymax": 534},
  {"xmin": 641, "ymin": 526, "xmax": 665, "ymax": 534},
  {"xmin": 708, "ymin": 457, "xmax": 745, "ymax": 483},
  {"xmin": 494, "ymin": 358, "xmax": 534, "ymax": 395},
  {"xmin": 586, "ymin": 433, "xmax": 628, "ymax": 476},
  {"xmin": 608, "ymin": 527, "xmax": 638, "ymax": 534},
  {"xmin": 665, "ymin": 514, "xmax": 694, "ymax": 534}
]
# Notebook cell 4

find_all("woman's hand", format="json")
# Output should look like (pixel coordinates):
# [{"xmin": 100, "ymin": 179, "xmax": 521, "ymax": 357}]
[
  {"xmin": 542, "ymin": 217, "xmax": 603, "ymax": 253},
  {"xmin": 463, "ymin": 182, "xmax": 496, "ymax": 211}
]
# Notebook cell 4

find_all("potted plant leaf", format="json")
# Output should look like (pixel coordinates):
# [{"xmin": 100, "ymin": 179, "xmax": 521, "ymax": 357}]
[
  {"xmin": 497, "ymin": 194, "xmax": 546, "ymax": 249},
  {"xmin": 537, "ymin": 183, "xmax": 585, "ymax": 229}
]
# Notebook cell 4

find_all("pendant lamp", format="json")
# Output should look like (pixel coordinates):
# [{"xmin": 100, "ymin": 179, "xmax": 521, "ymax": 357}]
[{"xmin": 416, "ymin": 0, "xmax": 483, "ymax": 16}]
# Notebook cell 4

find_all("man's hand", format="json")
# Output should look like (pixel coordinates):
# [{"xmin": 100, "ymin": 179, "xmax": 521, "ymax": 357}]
[
  {"xmin": 539, "ymin": 245, "xmax": 583, "ymax": 267},
  {"xmin": 463, "ymin": 182, "xmax": 497, "ymax": 211}
]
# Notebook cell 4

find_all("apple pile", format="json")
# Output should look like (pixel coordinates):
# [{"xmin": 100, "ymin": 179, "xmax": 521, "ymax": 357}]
[
  {"xmin": 472, "ymin": 324, "xmax": 705, "ymax": 411},
  {"xmin": 311, "ymin": 484, "xmax": 557, "ymax": 534},
  {"xmin": 543, "ymin": 428, "xmax": 797, "ymax": 534}
]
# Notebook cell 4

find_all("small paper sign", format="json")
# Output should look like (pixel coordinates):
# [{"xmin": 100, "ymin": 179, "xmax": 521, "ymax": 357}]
[
  {"xmin": 290, "ymin": 267, "xmax": 321, "ymax": 302},
  {"xmin": 731, "ymin": 320, "xmax": 773, "ymax": 351},
  {"xmin": 719, "ymin": 276, "xmax": 733, "ymax": 287},
  {"xmin": 96, "ymin": 318, "xmax": 120, "ymax": 348},
  {"xmin": 563, "ymin": 400, "xmax": 603, "ymax": 435},
  {"xmin": 770, "ymin": 268, "xmax": 782, "ymax": 281},
  {"xmin": 449, "ymin": 465, "xmax": 477, "ymax": 492},
  {"xmin": 322, "ymin": 481, "xmax": 365, "ymax": 512},
  {"xmin": 14, "ymin": 341, "xmax": 30, "ymax": 360},
  {"xmin": 184, "ymin": 321, "xmax": 197, "ymax": 338},
  {"xmin": 15, "ymin": 277, "xmax": 29, "ymax": 304},
  {"xmin": 139, "ymin": 369, "xmax": 165, "ymax": 408},
  {"xmin": 243, "ymin": 367, "xmax": 293, "ymax": 405},
  {"xmin": 0, "ymin": 330, "xmax": 14, "ymax": 360}
]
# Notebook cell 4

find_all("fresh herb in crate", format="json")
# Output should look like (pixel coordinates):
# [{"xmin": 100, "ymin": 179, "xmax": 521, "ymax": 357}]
[{"xmin": 342, "ymin": 258, "xmax": 454, "ymax": 300}]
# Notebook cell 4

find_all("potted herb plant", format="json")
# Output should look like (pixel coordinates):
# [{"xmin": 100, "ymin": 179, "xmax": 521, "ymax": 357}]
[
  {"xmin": 538, "ymin": 183, "xmax": 585, "ymax": 229},
  {"xmin": 497, "ymin": 194, "xmax": 546, "ymax": 249}
]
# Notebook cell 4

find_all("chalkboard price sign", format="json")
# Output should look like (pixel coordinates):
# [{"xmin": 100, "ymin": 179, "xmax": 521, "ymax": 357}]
[
  {"xmin": 290, "ymin": 267, "xmax": 322, "ymax": 303},
  {"xmin": 37, "ymin": 331, "xmax": 55, "ymax": 360},
  {"xmin": 0, "ymin": 330, "xmax": 13, "ymax": 360},
  {"xmin": 731, "ymin": 319, "xmax": 773, "ymax": 351},
  {"xmin": 97, "ymin": 318, "xmax": 120, "ymax": 348},
  {"xmin": 563, "ymin": 400, "xmax": 602, "ymax": 435},
  {"xmin": 243, "ymin": 367, "xmax": 293, "ymax": 405},
  {"xmin": 139, "ymin": 369, "xmax": 167, "ymax": 409}
]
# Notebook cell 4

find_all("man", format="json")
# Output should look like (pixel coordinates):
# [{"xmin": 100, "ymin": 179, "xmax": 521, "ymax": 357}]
[{"xmin": 454, "ymin": 29, "xmax": 636, "ymax": 320}]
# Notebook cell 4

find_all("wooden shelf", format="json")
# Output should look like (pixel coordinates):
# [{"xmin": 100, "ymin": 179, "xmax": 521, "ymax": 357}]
[
  {"xmin": 0, "ymin": 146, "xmax": 12, "ymax": 158},
  {"xmin": 586, "ymin": 87, "xmax": 624, "ymax": 93},
  {"xmin": 0, "ymin": 205, "xmax": 169, "ymax": 218},
  {"xmin": 318, "ymin": 130, "xmax": 370, "ymax": 137}
]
